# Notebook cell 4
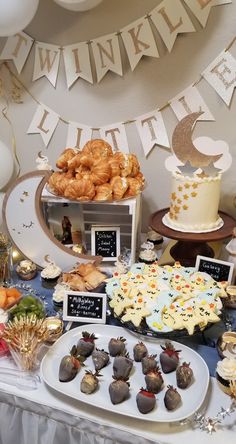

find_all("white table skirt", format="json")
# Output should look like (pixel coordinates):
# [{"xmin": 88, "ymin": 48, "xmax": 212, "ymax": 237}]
[{"xmin": 0, "ymin": 358, "xmax": 235, "ymax": 444}]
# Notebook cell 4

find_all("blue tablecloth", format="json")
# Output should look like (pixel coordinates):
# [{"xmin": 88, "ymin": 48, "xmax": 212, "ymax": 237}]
[{"xmin": 11, "ymin": 271, "xmax": 236, "ymax": 378}]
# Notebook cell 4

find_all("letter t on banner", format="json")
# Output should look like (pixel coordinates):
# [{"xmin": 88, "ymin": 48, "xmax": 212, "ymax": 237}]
[
  {"xmin": 0, "ymin": 32, "xmax": 34, "ymax": 74},
  {"xmin": 27, "ymin": 104, "xmax": 59, "ymax": 147},
  {"xmin": 202, "ymin": 50, "xmax": 236, "ymax": 106},
  {"xmin": 135, "ymin": 111, "xmax": 169, "ymax": 157},
  {"xmin": 100, "ymin": 123, "xmax": 129, "ymax": 153}
]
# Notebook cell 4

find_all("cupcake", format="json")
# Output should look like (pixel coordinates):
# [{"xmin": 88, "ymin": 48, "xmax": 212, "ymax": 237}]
[
  {"xmin": 41, "ymin": 259, "xmax": 62, "ymax": 288},
  {"xmin": 147, "ymin": 230, "xmax": 163, "ymax": 248},
  {"xmin": 52, "ymin": 282, "xmax": 70, "ymax": 308},
  {"xmin": 16, "ymin": 259, "xmax": 37, "ymax": 280},
  {"xmin": 138, "ymin": 241, "xmax": 157, "ymax": 265},
  {"xmin": 216, "ymin": 357, "xmax": 236, "ymax": 395}
]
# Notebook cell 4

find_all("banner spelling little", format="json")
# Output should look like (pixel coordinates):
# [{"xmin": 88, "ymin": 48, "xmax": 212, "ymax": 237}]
[{"xmin": 0, "ymin": 0, "xmax": 232, "ymax": 88}]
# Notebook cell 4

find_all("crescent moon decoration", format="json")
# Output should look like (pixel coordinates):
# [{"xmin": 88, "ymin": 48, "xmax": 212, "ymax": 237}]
[
  {"xmin": 3, "ymin": 171, "xmax": 102, "ymax": 269},
  {"xmin": 172, "ymin": 111, "xmax": 223, "ymax": 168}
]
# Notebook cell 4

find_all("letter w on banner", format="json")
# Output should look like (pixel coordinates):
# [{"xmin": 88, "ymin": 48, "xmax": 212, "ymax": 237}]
[
  {"xmin": 135, "ymin": 111, "xmax": 169, "ymax": 157},
  {"xmin": 150, "ymin": 0, "xmax": 195, "ymax": 52},
  {"xmin": 100, "ymin": 123, "xmax": 129, "ymax": 153},
  {"xmin": 202, "ymin": 50, "xmax": 236, "ymax": 106},
  {"xmin": 0, "ymin": 32, "xmax": 34, "ymax": 74},
  {"xmin": 91, "ymin": 33, "xmax": 122, "ymax": 83},
  {"xmin": 27, "ymin": 104, "xmax": 59, "ymax": 147},
  {"xmin": 182, "ymin": 0, "xmax": 232, "ymax": 27},
  {"xmin": 121, "ymin": 16, "xmax": 159, "ymax": 71},
  {"xmin": 33, "ymin": 42, "xmax": 61, "ymax": 87},
  {"xmin": 170, "ymin": 85, "xmax": 215, "ymax": 120}
]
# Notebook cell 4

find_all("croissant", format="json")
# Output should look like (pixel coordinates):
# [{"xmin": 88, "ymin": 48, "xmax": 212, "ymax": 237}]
[
  {"xmin": 123, "ymin": 177, "xmax": 143, "ymax": 198},
  {"xmin": 75, "ymin": 262, "xmax": 97, "ymax": 277},
  {"xmin": 82, "ymin": 139, "xmax": 113, "ymax": 159},
  {"xmin": 108, "ymin": 157, "xmax": 121, "ymax": 177},
  {"xmin": 67, "ymin": 152, "xmax": 82, "ymax": 170},
  {"xmin": 134, "ymin": 171, "xmax": 145, "ymax": 187},
  {"xmin": 110, "ymin": 176, "xmax": 129, "ymax": 200},
  {"xmin": 129, "ymin": 154, "xmax": 140, "ymax": 177},
  {"xmin": 56, "ymin": 148, "xmax": 77, "ymax": 169},
  {"xmin": 48, "ymin": 171, "xmax": 74, "ymax": 195},
  {"xmin": 114, "ymin": 153, "xmax": 133, "ymax": 177},
  {"xmin": 64, "ymin": 178, "xmax": 95, "ymax": 201},
  {"xmin": 94, "ymin": 183, "xmax": 113, "ymax": 201},
  {"xmin": 90, "ymin": 159, "xmax": 111, "ymax": 185},
  {"xmin": 62, "ymin": 273, "xmax": 87, "ymax": 291}
]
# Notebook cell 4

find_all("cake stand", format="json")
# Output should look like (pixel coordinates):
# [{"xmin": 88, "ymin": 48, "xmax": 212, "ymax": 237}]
[{"xmin": 150, "ymin": 208, "xmax": 236, "ymax": 266}]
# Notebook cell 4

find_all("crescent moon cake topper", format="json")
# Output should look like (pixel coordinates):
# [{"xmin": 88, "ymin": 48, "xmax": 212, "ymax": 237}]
[{"xmin": 172, "ymin": 111, "xmax": 223, "ymax": 168}]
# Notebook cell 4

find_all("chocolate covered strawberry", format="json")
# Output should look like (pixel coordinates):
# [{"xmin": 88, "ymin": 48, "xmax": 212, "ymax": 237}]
[
  {"xmin": 108, "ymin": 337, "xmax": 126, "ymax": 357},
  {"xmin": 145, "ymin": 367, "xmax": 164, "ymax": 394},
  {"xmin": 77, "ymin": 331, "xmax": 97, "ymax": 357},
  {"xmin": 164, "ymin": 385, "xmax": 181, "ymax": 411},
  {"xmin": 59, "ymin": 345, "xmax": 85, "ymax": 382},
  {"xmin": 80, "ymin": 370, "xmax": 101, "ymax": 394},
  {"xmin": 92, "ymin": 348, "xmax": 110, "ymax": 371},
  {"xmin": 176, "ymin": 362, "xmax": 193, "ymax": 389},
  {"xmin": 109, "ymin": 377, "xmax": 130, "ymax": 404},
  {"xmin": 133, "ymin": 341, "xmax": 148, "ymax": 362},
  {"xmin": 141, "ymin": 354, "xmax": 157, "ymax": 375},
  {"xmin": 160, "ymin": 342, "xmax": 181, "ymax": 373},
  {"xmin": 113, "ymin": 352, "xmax": 133, "ymax": 379},
  {"xmin": 136, "ymin": 388, "xmax": 156, "ymax": 414}
]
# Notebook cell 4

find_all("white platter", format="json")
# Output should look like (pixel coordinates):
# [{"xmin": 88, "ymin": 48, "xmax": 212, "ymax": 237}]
[{"xmin": 41, "ymin": 324, "xmax": 209, "ymax": 422}]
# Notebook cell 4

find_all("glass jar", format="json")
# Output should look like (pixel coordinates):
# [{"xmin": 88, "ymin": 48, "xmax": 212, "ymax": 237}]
[{"xmin": 0, "ymin": 234, "xmax": 13, "ymax": 286}]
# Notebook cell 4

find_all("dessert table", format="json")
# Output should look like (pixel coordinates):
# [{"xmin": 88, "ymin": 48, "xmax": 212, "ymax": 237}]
[{"xmin": 0, "ymin": 275, "xmax": 235, "ymax": 444}]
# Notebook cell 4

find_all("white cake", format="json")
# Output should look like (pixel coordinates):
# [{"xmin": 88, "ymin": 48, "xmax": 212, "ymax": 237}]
[{"xmin": 163, "ymin": 171, "xmax": 223, "ymax": 233}]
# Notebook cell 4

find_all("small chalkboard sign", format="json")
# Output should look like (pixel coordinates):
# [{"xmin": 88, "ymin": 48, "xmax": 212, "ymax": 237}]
[
  {"xmin": 63, "ymin": 292, "xmax": 107, "ymax": 324},
  {"xmin": 91, "ymin": 226, "xmax": 120, "ymax": 261},
  {"xmin": 195, "ymin": 255, "xmax": 234, "ymax": 283}
]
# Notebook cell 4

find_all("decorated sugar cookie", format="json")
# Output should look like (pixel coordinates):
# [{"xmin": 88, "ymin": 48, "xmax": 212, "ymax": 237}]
[
  {"xmin": 109, "ymin": 289, "xmax": 133, "ymax": 317},
  {"xmin": 121, "ymin": 305, "xmax": 151, "ymax": 327}
]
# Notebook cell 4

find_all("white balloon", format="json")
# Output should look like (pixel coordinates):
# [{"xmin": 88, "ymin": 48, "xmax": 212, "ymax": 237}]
[
  {"xmin": 54, "ymin": 0, "xmax": 103, "ymax": 12},
  {"xmin": 0, "ymin": 192, "xmax": 5, "ymax": 227},
  {"xmin": 0, "ymin": 0, "xmax": 39, "ymax": 37},
  {"xmin": 0, "ymin": 141, "xmax": 14, "ymax": 189}
]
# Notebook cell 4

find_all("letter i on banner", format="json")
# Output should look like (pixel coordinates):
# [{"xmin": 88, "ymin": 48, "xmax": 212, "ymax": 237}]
[
  {"xmin": 170, "ymin": 85, "xmax": 215, "ymax": 120},
  {"xmin": 182, "ymin": 0, "xmax": 232, "ymax": 27},
  {"xmin": 100, "ymin": 123, "xmax": 129, "ymax": 153},
  {"xmin": 0, "ymin": 32, "xmax": 34, "ymax": 74},
  {"xmin": 91, "ymin": 33, "xmax": 122, "ymax": 83},
  {"xmin": 33, "ymin": 42, "xmax": 61, "ymax": 87},
  {"xmin": 202, "ymin": 51, "xmax": 236, "ymax": 106},
  {"xmin": 27, "ymin": 104, "xmax": 59, "ymax": 147},
  {"xmin": 66, "ymin": 122, "xmax": 92, "ymax": 149},
  {"xmin": 150, "ymin": 0, "xmax": 195, "ymax": 52},
  {"xmin": 135, "ymin": 111, "xmax": 169, "ymax": 157},
  {"xmin": 63, "ymin": 42, "xmax": 93, "ymax": 88},
  {"xmin": 121, "ymin": 16, "xmax": 159, "ymax": 71}
]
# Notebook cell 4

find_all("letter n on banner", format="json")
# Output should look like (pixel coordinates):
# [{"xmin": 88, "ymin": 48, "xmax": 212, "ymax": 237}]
[
  {"xmin": 0, "ymin": 32, "xmax": 34, "ymax": 74},
  {"xmin": 135, "ymin": 111, "xmax": 169, "ymax": 157},
  {"xmin": 150, "ymin": 0, "xmax": 195, "ymax": 52},
  {"xmin": 100, "ymin": 123, "xmax": 129, "ymax": 153},
  {"xmin": 91, "ymin": 33, "xmax": 122, "ymax": 83},
  {"xmin": 27, "ymin": 104, "xmax": 59, "ymax": 147},
  {"xmin": 66, "ymin": 122, "xmax": 92, "ymax": 149},
  {"xmin": 33, "ymin": 42, "xmax": 61, "ymax": 87},
  {"xmin": 121, "ymin": 16, "xmax": 159, "ymax": 71},
  {"xmin": 202, "ymin": 50, "xmax": 236, "ymax": 106}
]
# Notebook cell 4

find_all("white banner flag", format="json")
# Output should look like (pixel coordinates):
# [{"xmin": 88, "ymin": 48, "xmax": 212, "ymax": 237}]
[
  {"xmin": 150, "ymin": 0, "xmax": 195, "ymax": 52},
  {"xmin": 33, "ymin": 42, "xmax": 61, "ymax": 87},
  {"xmin": 66, "ymin": 122, "xmax": 92, "ymax": 149},
  {"xmin": 91, "ymin": 33, "xmax": 122, "ymax": 83},
  {"xmin": 182, "ymin": 1, "xmax": 232, "ymax": 27},
  {"xmin": 27, "ymin": 104, "xmax": 59, "ymax": 147},
  {"xmin": 135, "ymin": 110, "xmax": 169, "ymax": 157},
  {"xmin": 0, "ymin": 32, "xmax": 34, "ymax": 74},
  {"xmin": 63, "ymin": 42, "xmax": 93, "ymax": 88},
  {"xmin": 100, "ymin": 123, "xmax": 129, "ymax": 153},
  {"xmin": 202, "ymin": 50, "xmax": 236, "ymax": 106},
  {"xmin": 121, "ymin": 16, "xmax": 159, "ymax": 71},
  {"xmin": 170, "ymin": 85, "xmax": 215, "ymax": 120}
]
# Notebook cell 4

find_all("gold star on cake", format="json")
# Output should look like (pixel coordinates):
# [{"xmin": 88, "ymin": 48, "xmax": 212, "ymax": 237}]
[
  {"xmin": 183, "ymin": 205, "xmax": 188, "ymax": 210},
  {"xmin": 192, "ymin": 183, "xmax": 198, "ymax": 189},
  {"xmin": 178, "ymin": 186, "xmax": 183, "ymax": 192},
  {"xmin": 191, "ymin": 192, "xmax": 197, "ymax": 197},
  {"xmin": 184, "ymin": 183, "xmax": 190, "ymax": 189},
  {"xmin": 174, "ymin": 205, "xmax": 180, "ymax": 213},
  {"xmin": 171, "ymin": 192, "xmax": 177, "ymax": 201},
  {"xmin": 183, "ymin": 194, "xmax": 189, "ymax": 200},
  {"xmin": 177, "ymin": 198, "xmax": 182, "ymax": 204}
]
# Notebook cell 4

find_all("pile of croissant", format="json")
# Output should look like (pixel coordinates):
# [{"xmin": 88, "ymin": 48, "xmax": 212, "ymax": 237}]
[
  {"xmin": 62, "ymin": 261, "xmax": 106, "ymax": 291},
  {"xmin": 48, "ymin": 139, "xmax": 145, "ymax": 201}
]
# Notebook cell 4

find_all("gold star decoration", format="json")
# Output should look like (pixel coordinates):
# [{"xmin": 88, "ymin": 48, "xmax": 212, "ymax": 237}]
[
  {"xmin": 183, "ymin": 194, "xmax": 189, "ymax": 200},
  {"xmin": 23, "ymin": 191, "xmax": 29, "ymax": 197},
  {"xmin": 171, "ymin": 192, "xmax": 177, "ymax": 201},
  {"xmin": 183, "ymin": 205, "xmax": 188, "ymax": 210},
  {"xmin": 184, "ymin": 183, "xmax": 190, "ymax": 189},
  {"xmin": 174, "ymin": 205, "xmax": 180, "ymax": 213},
  {"xmin": 178, "ymin": 186, "xmax": 183, "ymax": 192},
  {"xmin": 192, "ymin": 183, "xmax": 198, "ymax": 189},
  {"xmin": 177, "ymin": 198, "xmax": 182, "ymax": 204},
  {"xmin": 191, "ymin": 192, "xmax": 197, "ymax": 197}
]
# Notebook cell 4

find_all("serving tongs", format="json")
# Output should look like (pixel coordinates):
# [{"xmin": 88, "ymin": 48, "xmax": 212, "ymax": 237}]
[{"xmin": 0, "ymin": 366, "xmax": 41, "ymax": 390}]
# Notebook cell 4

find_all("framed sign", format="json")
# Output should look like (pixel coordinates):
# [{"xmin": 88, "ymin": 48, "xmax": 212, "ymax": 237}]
[
  {"xmin": 91, "ymin": 226, "xmax": 120, "ymax": 261},
  {"xmin": 63, "ymin": 291, "xmax": 107, "ymax": 324},
  {"xmin": 195, "ymin": 255, "xmax": 234, "ymax": 283}
]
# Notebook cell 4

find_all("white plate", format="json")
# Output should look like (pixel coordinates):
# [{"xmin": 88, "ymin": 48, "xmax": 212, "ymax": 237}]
[{"xmin": 41, "ymin": 324, "xmax": 209, "ymax": 422}]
